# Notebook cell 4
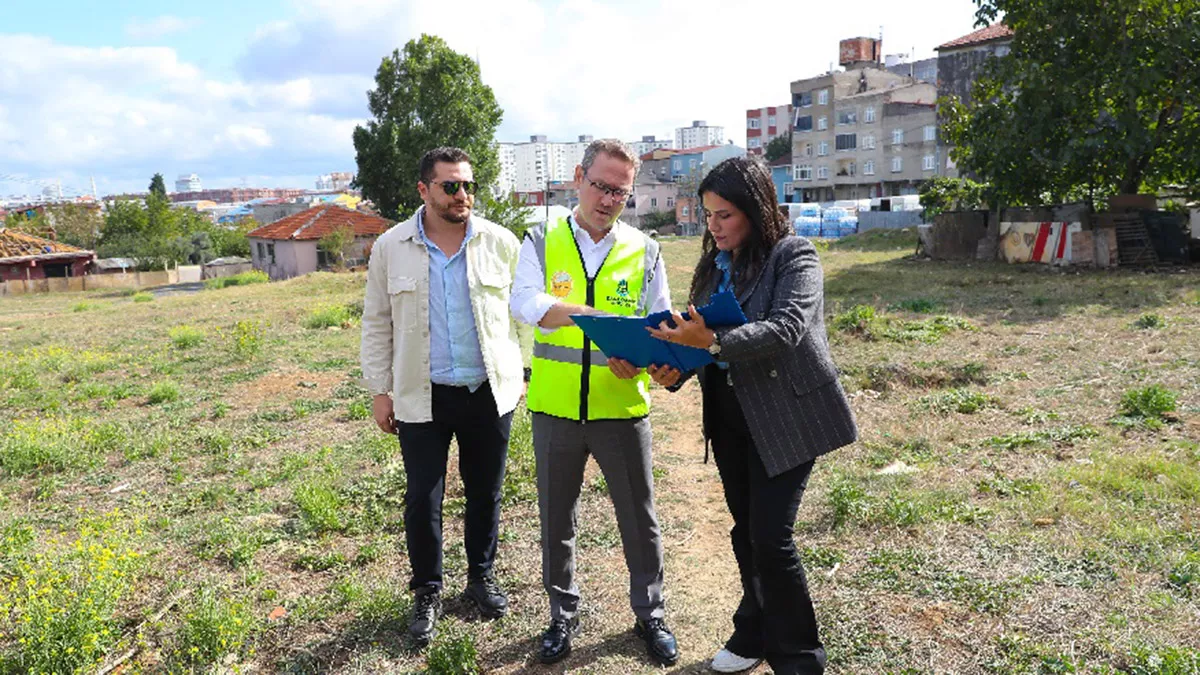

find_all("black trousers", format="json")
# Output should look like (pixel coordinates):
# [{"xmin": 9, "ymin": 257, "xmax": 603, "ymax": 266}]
[
  {"xmin": 396, "ymin": 382, "xmax": 513, "ymax": 592},
  {"xmin": 704, "ymin": 365, "xmax": 826, "ymax": 675}
]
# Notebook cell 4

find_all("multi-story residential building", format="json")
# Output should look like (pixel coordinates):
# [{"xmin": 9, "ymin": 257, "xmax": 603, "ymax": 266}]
[
  {"xmin": 638, "ymin": 148, "xmax": 675, "ymax": 184},
  {"xmin": 885, "ymin": 55, "xmax": 938, "ymax": 84},
  {"xmin": 629, "ymin": 135, "xmax": 673, "ymax": 158},
  {"xmin": 935, "ymin": 22, "xmax": 1014, "ymax": 178},
  {"xmin": 166, "ymin": 187, "xmax": 306, "ymax": 204},
  {"xmin": 789, "ymin": 37, "xmax": 940, "ymax": 202},
  {"xmin": 746, "ymin": 104, "xmax": 793, "ymax": 155},
  {"xmin": 675, "ymin": 120, "xmax": 724, "ymax": 150},
  {"xmin": 628, "ymin": 171, "xmax": 678, "ymax": 230},
  {"xmin": 315, "ymin": 172, "xmax": 354, "ymax": 191},
  {"xmin": 668, "ymin": 145, "xmax": 745, "ymax": 185},
  {"xmin": 175, "ymin": 174, "xmax": 201, "ymax": 193},
  {"xmin": 495, "ymin": 134, "xmax": 593, "ymax": 194}
]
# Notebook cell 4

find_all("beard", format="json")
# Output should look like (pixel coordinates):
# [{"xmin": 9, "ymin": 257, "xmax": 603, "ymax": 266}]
[{"xmin": 436, "ymin": 201, "xmax": 471, "ymax": 224}]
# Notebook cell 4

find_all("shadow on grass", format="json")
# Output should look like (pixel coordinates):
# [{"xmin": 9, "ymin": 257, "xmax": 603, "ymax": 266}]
[
  {"xmin": 824, "ymin": 255, "xmax": 1199, "ymax": 324},
  {"xmin": 490, "ymin": 627, "xmax": 713, "ymax": 674}
]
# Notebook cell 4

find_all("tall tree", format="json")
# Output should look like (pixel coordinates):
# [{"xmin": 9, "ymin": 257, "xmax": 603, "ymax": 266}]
[
  {"xmin": 942, "ymin": 0, "xmax": 1200, "ymax": 206},
  {"xmin": 764, "ymin": 133, "xmax": 792, "ymax": 162},
  {"xmin": 352, "ymin": 34, "xmax": 504, "ymax": 220},
  {"xmin": 148, "ymin": 173, "xmax": 167, "ymax": 199}
]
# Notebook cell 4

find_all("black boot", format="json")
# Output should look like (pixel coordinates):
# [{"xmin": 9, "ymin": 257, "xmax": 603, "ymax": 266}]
[
  {"xmin": 463, "ymin": 573, "xmax": 508, "ymax": 619},
  {"xmin": 635, "ymin": 617, "xmax": 679, "ymax": 666},
  {"xmin": 539, "ymin": 616, "xmax": 580, "ymax": 664},
  {"xmin": 408, "ymin": 588, "xmax": 442, "ymax": 648}
]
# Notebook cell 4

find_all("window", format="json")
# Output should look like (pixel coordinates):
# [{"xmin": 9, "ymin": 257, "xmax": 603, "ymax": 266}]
[
  {"xmin": 817, "ymin": 116, "xmax": 828, "ymax": 131},
  {"xmin": 837, "ymin": 109, "xmax": 857, "ymax": 126},
  {"xmin": 794, "ymin": 113, "xmax": 813, "ymax": 132},
  {"xmin": 747, "ymin": 118, "xmax": 761, "ymax": 129},
  {"xmin": 748, "ymin": 138, "xmax": 761, "ymax": 148},
  {"xmin": 892, "ymin": 128, "xmax": 904, "ymax": 145},
  {"xmin": 892, "ymin": 156, "xmax": 903, "ymax": 172},
  {"xmin": 804, "ymin": 142, "xmax": 814, "ymax": 157},
  {"xmin": 795, "ymin": 91, "xmax": 813, "ymax": 108},
  {"xmin": 835, "ymin": 134, "xmax": 857, "ymax": 151},
  {"xmin": 816, "ymin": 166, "xmax": 829, "ymax": 180},
  {"xmin": 817, "ymin": 89, "xmax": 829, "ymax": 105},
  {"xmin": 862, "ymin": 134, "xmax": 876, "ymax": 150},
  {"xmin": 266, "ymin": 243, "xmax": 276, "ymax": 264},
  {"xmin": 256, "ymin": 242, "xmax": 266, "ymax": 260},
  {"xmin": 794, "ymin": 165, "xmax": 812, "ymax": 181},
  {"xmin": 818, "ymin": 141, "xmax": 829, "ymax": 156},
  {"xmin": 673, "ymin": 159, "xmax": 681, "ymax": 171},
  {"xmin": 768, "ymin": 115, "xmax": 776, "ymax": 127},
  {"xmin": 923, "ymin": 154, "xmax": 936, "ymax": 171},
  {"xmin": 681, "ymin": 205, "xmax": 690, "ymax": 217},
  {"xmin": 689, "ymin": 159, "xmax": 697, "ymax": 170},
  {"xmin": 667, "ymin": 197, "xmax": 674, "ymax": 207},
  {"xmin": 783, "ymin": 182, "xmax": 794, "ymax": 197},
  {"xmin": 864, "ymin": 160, "xmax": 875, "ymax": 175},
  {"xmin": 837, "ymin": 162, "xmax": 856, "ymax": 177},
  {"xmin": 924, "ymin": 125, "xmax": 937, "ymax": 142},
  {"xmin": 864, "ymin": 107, "xmax": 876, "ymax": 123},
  {"xmin": 650, "ymin": 197, "xmax": 657, "ymax": 208}
]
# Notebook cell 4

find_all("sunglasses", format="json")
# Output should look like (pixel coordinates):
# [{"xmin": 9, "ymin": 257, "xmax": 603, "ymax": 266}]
[{"xmin": 428, "ymin": 180, "xmax": 478, "ymax": 196}]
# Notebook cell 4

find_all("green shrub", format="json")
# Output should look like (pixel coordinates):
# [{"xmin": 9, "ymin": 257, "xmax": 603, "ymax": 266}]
[
  {"xmin": 303, "ymin": 303, "xmax": 356, "ymax": 329},
  {"xmin": 204, "ymin": 270, "xmax": 269, "ymax": 290},
  {"xmin": 1119, "ymin": 384, "xmax": 1177, "ymax": 420},
  {"xmin": 228, "ymin": 320, "xmax": 265, "ymax": 361},
  {"xmin": 295, "ymin": 483, "xmax": 345, "ymax": 533},
  {"xmin": 170, "ymin": 589, "xmax": 259, "ymax": 669},
  {"xmin": 347, "ymin": 399, "xmax": 371, "ymax": 421},
  {"xmin": 890, "ymin": 298, "xmax": 940, "ymax": 313},
  {"xmin": 0, "ymin": 511, "xmax": 142, "ymax": 674},
  {"xmin": 0, "ymin": 418, "xmax": 121, "ymax": 476},
  {"xmin": 1132, "ymin": 313, "xmax": 1166, "ymax": 330},
  {"xmin": 131, "ymin": 291, "xmax": 154, "ymax": 303},
  {"xmin": 832, "ymin": 305, "xmax": 879, "ymax": 337},
  {"xmin": 918, "ymin": 389, "xmax": 995, "ymax": 415},
  {"xmin": 147, "ymin": 381, "xmax": 181, "ymax": 405},
  {"xmin": 427, "ymin": 629, "xmax": 480, "ymax": 675},
  {"xmin": 70, "ymin": 301, "xmax": 100, "ymax": 312},
  {"xmin": 168, "ymin": 325, "xmax": 206, "ymax": 349}
]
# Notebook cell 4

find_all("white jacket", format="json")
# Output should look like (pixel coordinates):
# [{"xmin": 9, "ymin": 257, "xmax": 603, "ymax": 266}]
[{"xmin": 360, "ymin": 208, "xmax": 523, "ymax": 422}]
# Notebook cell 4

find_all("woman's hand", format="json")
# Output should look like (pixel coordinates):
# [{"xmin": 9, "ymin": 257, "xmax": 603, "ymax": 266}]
[
  {"xmin": 648, "ymin": 364, "xmax": 681, "ymax": 388},
  {"xmin": 647, "ymin": 304, "xmax": 716, "ymax": 350}
]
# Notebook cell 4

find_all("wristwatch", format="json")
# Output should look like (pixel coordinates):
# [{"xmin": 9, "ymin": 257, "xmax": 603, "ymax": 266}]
[{"xmin": 707, "ymin": 331, "xmax": 722, "ymax": 357}]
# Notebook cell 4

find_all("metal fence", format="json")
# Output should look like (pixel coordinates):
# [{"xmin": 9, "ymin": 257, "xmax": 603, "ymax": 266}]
[{"xmin": 858, "ymin": 211, "xmax": 926, "ymax": 231}]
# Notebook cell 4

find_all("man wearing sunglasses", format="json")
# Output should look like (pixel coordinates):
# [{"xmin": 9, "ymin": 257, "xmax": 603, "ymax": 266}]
[
  {"xmin": 361, "ymin": 146, "xmax": 523, "ymax": 649},
  {"xmin": 510, "ymin": 138, "xmax": 679, "ymax": 667}
]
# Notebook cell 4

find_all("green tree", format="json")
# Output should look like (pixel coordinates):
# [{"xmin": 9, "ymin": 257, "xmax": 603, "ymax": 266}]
[
  {"xmin": 641, "ymin": 210, "xmax": 678, "ymax": 232},
  {"xmin": 352, "ymin": 34, "xmax": 504, "ymax": 220},
  {"xmin": 317, "ymin": 225, "xmax": 354, "ymax": 268},
  {"xmin": 5, "ymin": 209, "xmax": 52, "ymax": 238},
  {"xmin": 764, "ymin": 133, "xmax": 792, "ymax": 162},
  {"xmin": 943, "ymin": 0, "xmax": 1200, "ymax": 206},
  {"xmin": 149, "ymin": 173, "xmax": 167, "ymax": 199},
  {"xmin": 918, "ymin": 176, "xmax": 990, "ymax": 217},
  {"xmin": 476, "ymin": 191, "xmax": 530, "ymax": 239}
]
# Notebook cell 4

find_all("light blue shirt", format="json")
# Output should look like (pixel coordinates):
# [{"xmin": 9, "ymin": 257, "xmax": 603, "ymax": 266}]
[
  {"xmin": 418, "ymin": 210, "xmax": 487, "ymax": 389},
  {"xmin": 714, "ymin": 251, "xmax": 734, "ymax": 370}
]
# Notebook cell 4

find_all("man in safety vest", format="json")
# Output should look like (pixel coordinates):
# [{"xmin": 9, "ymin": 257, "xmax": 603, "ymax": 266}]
[{"xmin": 510, "ymin": 138, "xmax": 678, "ymax": 666}]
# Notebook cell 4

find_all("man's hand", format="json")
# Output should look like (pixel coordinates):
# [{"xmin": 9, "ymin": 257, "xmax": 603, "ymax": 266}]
[
  {"xmin": 648, "ymin": 364, "xmax": 682, "ymax": 388},
  {"xmin": 372, "ymin": 394, "xmax": 397, "ymax": 434},
  {"xmin": 607, "ymin": 357, "xmax": 642, "ymax": 380}
]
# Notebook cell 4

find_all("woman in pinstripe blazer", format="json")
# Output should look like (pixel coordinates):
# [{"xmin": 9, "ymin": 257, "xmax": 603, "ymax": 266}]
[{"xmin": 647, "ymin": 157, "xmax": 857, "ymax": 675}]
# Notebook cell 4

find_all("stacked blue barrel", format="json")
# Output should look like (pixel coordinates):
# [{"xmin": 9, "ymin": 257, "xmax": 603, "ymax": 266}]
[
  {"xmin": 792, "ymin": 203, "xmax": 822, "ymax": 239},
  {"xmin": 821, "ymin": 207, "xmax": 858, "ymax": 238}
]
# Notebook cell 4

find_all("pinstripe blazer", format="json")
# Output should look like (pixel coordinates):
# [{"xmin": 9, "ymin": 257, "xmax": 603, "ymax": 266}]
[{"xmin": 695, "ymin": 235, "xmax": 858, "ymax": 478}]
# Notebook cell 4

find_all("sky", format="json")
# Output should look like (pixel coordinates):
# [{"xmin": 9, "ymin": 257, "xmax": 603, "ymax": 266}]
[{"xmin": 0, "ymin": 0, "xmax": 985, "ymax": 199}]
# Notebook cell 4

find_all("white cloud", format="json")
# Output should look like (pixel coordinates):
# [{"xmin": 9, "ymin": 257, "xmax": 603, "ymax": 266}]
[{"xmin": 124, "ymin": 15, "xmax": 198, "ymax": 41}]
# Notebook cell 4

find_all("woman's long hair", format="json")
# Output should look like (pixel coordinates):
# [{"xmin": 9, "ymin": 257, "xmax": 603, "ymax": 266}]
[{"xmin": 688, "ymin": 156, "xmax": 791, "ymax": 305}]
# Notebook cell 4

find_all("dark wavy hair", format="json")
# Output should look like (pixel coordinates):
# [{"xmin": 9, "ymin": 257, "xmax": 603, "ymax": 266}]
[{"xmin": 688, "ymin": 156, "xmax": 791, "ymax": 305}]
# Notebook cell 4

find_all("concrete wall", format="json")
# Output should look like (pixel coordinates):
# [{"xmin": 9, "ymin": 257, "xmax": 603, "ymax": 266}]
[
  {"xmin": 202, "ymin": 263, "xmax": 254, "ymax": 280},
  {"xmin": 0, "ymin": 268, "xmax": 180, "ymax": 296},
  {"xmin": 860, "ymin": 210, "xmax": 924, "ymax": 231}
]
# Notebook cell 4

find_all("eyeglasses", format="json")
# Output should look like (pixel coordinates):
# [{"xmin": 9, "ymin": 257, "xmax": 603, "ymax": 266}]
[
  {"xmin": 427, "ymin": 180, "xmax": 478, "ymax": 196},
  {"xmin": 584, "ymin": 175, "xmax": 633, "ymax": 202}
]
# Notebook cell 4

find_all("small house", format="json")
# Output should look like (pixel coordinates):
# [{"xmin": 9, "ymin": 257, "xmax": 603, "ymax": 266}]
[{"xmin": 246, "ymin": 205, "xmax": 391, "ymax": 280}]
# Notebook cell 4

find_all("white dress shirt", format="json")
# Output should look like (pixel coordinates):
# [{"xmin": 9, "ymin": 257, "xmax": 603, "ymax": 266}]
[{"xmin": 510, "ymin": 212, "xmax": 671, "ymax": 331}]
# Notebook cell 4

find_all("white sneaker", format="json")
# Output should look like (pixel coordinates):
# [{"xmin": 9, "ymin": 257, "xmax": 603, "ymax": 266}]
[{"xmin": 710, "ymin": 648, "xmax": 762, "ymax": 673}]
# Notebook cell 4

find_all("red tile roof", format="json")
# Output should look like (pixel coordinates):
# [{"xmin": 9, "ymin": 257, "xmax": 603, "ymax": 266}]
[
  {"xmin": 246, "ymin": 205, "xmax": 391, "ymax": 241},
  {"xmin": 0, "ymin": 227, "xmax": 94, "ymax": 262},
  {"xmin": 675, "ymin": 145, "xmax": 722, "ymax": 155},
  {"xmin": 937, "ymin": 22, "xmax": 1014, "ymax": 50}
]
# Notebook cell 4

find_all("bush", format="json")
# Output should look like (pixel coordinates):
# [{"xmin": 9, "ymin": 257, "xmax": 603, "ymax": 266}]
[
  {"xmin": 168, "ymin": 325, "xmax": 206, "ymax": 349},
  {"xmin": 70, "ymin": 301, "xmax": 100, "ymax": 312},
  {"xmin": 228, "ymin": 320, "xmax": 264, "ymax": 361},
  {"xmin": 832, "ymin": 305, "xmax": 880, "ymax": 336},
  {"xmin": 131, "ymin": 291, "xmax": 154, "ymax": 303},
  {"xmin": 427, "ymin": 629, "xmax": 480, "ymax": 675},
  {"xmin": 204, "ymin": 270, "xmax": 268, "ymax": 290},
  {"xmin": 1119, "ymin": 384, "xmax": 1178, "ymax": 420},
  {"xmin": 147, "ymin": 381, "xmax": 181, "ymax": 405},
  {"xmin": 295, "ymin": 483, "xmax": 345, "ymax": 533},
  {"xmin": 1132, "ymin": 313, "xmax": 1167, "ymax": 330},
  {"xmin": 170, "ymin": 589, "xmax": 259, "ymax": 669},
  {"xmin": 0, "ymin": 511, "xmax": 142, "ymax": 674},
  {"xmin": 303, "ymin": 303, "xmax": 357, "ymax": 330}
]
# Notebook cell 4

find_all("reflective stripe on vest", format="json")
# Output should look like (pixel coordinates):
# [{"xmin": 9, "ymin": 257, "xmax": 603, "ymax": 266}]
[{"xmin": 526, "ymin": 217, "xmax": 653, "ymax": 421}]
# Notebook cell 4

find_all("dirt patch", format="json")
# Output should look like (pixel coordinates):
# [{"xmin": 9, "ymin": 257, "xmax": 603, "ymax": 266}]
[{"xmin": 226, "ymin": 369, "xmax": 347, "ymax": 407}]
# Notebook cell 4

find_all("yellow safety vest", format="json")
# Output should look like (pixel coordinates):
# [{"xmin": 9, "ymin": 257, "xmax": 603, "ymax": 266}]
[{"xmin": 526, "ymin": 217, "xmax": 656, "ymax": 421}]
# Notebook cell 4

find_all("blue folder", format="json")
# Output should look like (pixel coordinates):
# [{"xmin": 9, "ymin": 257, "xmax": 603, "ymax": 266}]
[{"xmin": 571, "ymin": 291, "xmax": 748, "ymax": 372}]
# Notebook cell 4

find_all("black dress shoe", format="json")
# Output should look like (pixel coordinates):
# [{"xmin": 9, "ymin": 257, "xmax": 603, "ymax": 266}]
[
  {"xmin": 634, "ymin": 617, "xmax": 679, "ymax": 666},
  {"xmin": 408, "ymin": 589, "xmax": 442, "ymax": 648},
  {"xmin": 539, "ymin": 616, "xmax": 580, "ymax": 664},
  {"xmin": 464, "ymin": 573, "xmax": 508, "ymax": 619}
]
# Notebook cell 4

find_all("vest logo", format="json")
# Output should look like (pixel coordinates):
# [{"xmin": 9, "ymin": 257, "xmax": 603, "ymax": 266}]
[
  {"xmin": 551, "ymin": 270, "xmax": 573, "ymax": 298},
  {"xmin": 606, "ymin": 278, "xmax": 636, "ymax": 310}
]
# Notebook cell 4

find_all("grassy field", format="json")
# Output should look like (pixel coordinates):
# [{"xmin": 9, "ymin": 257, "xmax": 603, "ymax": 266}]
[{"xmin": 1, "ymin": 229, "xmax": 1198, "ymax": 673}]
